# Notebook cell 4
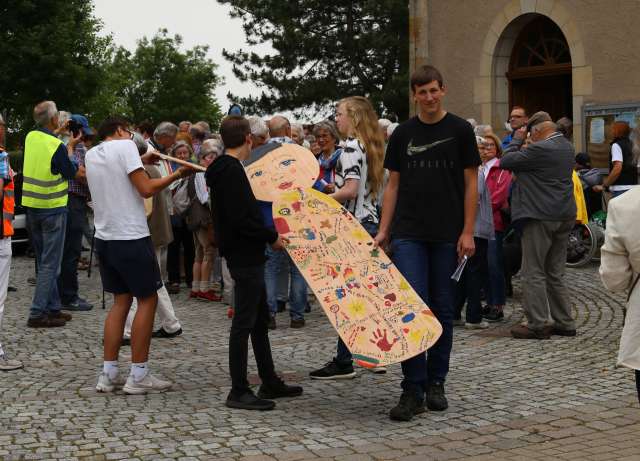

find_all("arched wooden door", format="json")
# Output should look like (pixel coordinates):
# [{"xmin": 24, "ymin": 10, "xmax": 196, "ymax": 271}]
[{"xmin": 507, "ymin": 17, "xmax": 572, "ymax": 121}]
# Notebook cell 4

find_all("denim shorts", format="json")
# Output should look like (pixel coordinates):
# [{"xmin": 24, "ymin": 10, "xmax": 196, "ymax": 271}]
[{"xmin": 95, "ymin": 236, "xmax": 162, "ymax": 298}]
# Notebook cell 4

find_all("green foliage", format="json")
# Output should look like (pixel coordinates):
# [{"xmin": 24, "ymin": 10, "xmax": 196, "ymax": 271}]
[
  {"xmin": 218, "ymin": 0, "xmax": 409, "ymax": 120},
  {"xmin": 92, "ymin": 30, "xmax": 223, "ymax": 128},
  {"xmin": 0, "ymin": 2, "xmax": 223, "ymax": 147},
  {"xmin": 0, "ymin": 0, "xmax": 110, "ymax": 141}
]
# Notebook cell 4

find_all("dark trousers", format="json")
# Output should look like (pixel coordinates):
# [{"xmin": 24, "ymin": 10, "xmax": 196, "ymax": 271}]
[
  {"xmin": 636, "ymin": 370, "xmax": 640, "ymax": 404},
  {"xmin": 455, "ymin": 238, "xmax": 488, "ymax": 323},
  {"xmin": 228, "ymin": 264, "xmax": 278, "ymax": 395},
  {"xmin": 390, "ymin": 239, "xmax": 458, "ymax": 397},
  {"xmin": 167, "ymin": 220, "xmax": 194, "ymax": 286},
  {"xmin": 57, "ymin": 194, "xmax": 87, "ymax": 304},
  {"xmin": 486, "ymin": 231, "xmax": 506, "ymax": 306}
]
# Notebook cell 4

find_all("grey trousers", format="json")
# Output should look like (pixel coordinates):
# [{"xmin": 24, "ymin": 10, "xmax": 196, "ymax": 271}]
[{"xmin": 521, "ymin": 219, "xmax": 576, "ymax": 331}]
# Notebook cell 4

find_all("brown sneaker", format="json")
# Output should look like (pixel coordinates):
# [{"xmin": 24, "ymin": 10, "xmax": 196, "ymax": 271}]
[
  {"xmin": 50, "ymin": 311, "xmax": 72, "ymax": 322},
  {"xmin": 290, "ymin": 318, "xmax": 305, "ymax": 329},
  {"xmin": 510, "ymin": 324, "xmax": 550, "ymax": 340},
  {"xmin": 27, "ymin": 316, "xmax": 66, "ymax": 328}
]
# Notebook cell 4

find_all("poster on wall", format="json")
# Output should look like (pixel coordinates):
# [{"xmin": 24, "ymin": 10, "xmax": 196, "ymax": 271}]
[{"xmin": 583, "ymin": 103, "xmax": 640, "ymax": 169}]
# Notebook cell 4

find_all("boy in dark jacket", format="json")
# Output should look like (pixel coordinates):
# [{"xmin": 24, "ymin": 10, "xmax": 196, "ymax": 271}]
[{"xmin": 205, "ymin": 116, "xmax": 303, "ymax": 410}]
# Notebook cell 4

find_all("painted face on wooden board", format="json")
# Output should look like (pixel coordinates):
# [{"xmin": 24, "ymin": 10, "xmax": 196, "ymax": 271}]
[{"xmin": 244, "ymin": 143, "xmax": 319, "ymax": 202}]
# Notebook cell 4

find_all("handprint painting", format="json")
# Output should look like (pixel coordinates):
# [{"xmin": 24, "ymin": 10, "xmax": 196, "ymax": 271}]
[
  {"xmin": 272, "ymin": 187, "xmax": 443, "ymax": 367},
  {"xmin": 244, "ymin": 142, "xmax": 320, "ymax": 202}
]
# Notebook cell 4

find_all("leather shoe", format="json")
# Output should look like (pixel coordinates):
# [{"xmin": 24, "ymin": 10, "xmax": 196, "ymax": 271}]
[
  {"xmin": 510, "ymin": 324, "xmax": 550, "ymax": 339},
  {"xmin": 50, "ymin": 311, "xmax": 72, "ymax": 322},
  {"xmin": 27, "ymin": 315, "xmax": 66, "ymax": 328},
  {"xmin": 550, "ymin": 327, "xmax": 577, "ymax": 337}
]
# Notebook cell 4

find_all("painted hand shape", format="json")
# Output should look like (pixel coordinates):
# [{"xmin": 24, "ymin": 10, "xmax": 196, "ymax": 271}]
[{"xmin": 370, "ymin": 328, "xmax": 399, "ymax": 352}]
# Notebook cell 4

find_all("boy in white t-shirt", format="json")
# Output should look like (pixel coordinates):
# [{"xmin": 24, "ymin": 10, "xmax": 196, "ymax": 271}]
[{"xmin": 86, "ymin": 117, "xmax": 195, "ymax": 395}]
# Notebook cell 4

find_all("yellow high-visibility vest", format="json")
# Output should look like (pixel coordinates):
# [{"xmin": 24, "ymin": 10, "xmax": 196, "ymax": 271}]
[{"xmin": 22, "ymin": 130, "xmax": 68, "ymax": 208}]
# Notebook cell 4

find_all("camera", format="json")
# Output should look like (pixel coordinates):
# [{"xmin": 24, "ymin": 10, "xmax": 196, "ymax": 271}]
[{"xmin": 68, "ymin": 119, "xmax": 82, "ymax": 137}]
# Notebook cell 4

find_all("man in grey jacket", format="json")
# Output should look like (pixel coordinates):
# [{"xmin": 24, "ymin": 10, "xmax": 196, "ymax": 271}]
[{"xmin": 500, "ymin": 111, "xmax": 577, "ymax": 340}]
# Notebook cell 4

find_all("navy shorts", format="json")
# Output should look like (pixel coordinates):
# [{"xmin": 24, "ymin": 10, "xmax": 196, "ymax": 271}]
[{"xmin": 95, "ymin": 236, "xmax": 163, "ymax": 298}]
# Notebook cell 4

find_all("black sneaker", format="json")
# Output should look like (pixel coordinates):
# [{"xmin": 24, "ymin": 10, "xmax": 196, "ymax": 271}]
[
  {"xmin": 389, "ymin": 391, "xmax": 425, "ymax": 421},
  {"xmin": 225, "ymin": 390, "xmax": 275, "ymax": 411},
  {"xmin": 309, "ymin": 361, "xmax": 356, "ymax": 380},
  {"xmin": 484, "ymin": 306, "xmax": 504, "ymax": 322},
  {"xmin": 277, "ymin": 300, "xmax": 286, "ymax": 312},
  {"xmin": 426, "ymin": 381, "xmax": 448, "ymax": 411},
  {"xmin": 268, "ymin": 315, "xmax": 276, "ymax": 330},
  {"xmin": 152, "ymin": 327, "xmax": 183, "ymax": 339},
  {"xmin": 257, "ymin": 377, "xmax": 303, "ymax": 399}
]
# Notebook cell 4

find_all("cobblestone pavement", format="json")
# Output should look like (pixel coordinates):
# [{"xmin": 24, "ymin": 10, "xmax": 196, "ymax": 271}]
[{"xmin": 1, "ymin": 254, "xmax": 639, "ymax": 461}]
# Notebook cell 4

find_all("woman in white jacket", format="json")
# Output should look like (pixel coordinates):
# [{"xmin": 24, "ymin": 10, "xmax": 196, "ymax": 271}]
[{"xmin": 600, "ymin": 186, "xmax": 640, "ymax": 402}]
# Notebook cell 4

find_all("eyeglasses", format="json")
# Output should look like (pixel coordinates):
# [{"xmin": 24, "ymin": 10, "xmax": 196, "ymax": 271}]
[{"xmin": 124, "ymin": 128, "xmax": 134, "ymax": 139}]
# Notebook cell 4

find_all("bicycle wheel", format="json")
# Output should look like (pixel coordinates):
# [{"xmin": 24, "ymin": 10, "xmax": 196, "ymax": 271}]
[{"xmin": 566, "ymin": 223, "xmax": 597, "ymax": 267}]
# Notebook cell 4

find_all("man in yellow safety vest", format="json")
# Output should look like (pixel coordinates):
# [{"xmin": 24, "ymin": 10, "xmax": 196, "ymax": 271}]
[{"xmin": 22, "ymin": 101, "xmax": 86, "ymax": 328}]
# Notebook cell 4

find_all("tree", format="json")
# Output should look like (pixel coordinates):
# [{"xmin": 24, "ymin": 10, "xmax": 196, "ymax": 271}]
[
  {"xmin": 99, "ymin": 30, "xmax": 223, "ymax": 127},
  {"xmin": 0, "ymin": 0, "xmax": 110, "ymax": 142},
  {"xmin": 218, "ymin": 0, "xmax": 409, "ymax": 120}
]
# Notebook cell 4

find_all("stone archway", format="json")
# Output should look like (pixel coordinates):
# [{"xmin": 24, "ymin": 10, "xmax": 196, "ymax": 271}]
[{"xmin": 474, "ymin": 0, "xmax": 591, "ymax": 150}]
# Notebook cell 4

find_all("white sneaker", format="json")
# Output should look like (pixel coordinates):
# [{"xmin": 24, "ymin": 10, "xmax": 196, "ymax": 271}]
[
  {"xmin": 0, "ymin": 355, "xmax": 23, "ymax": 371},
  {"xmin": 465, "ymin": 321, "xmax": 490, "ymax": 330},
  {"xmin": 367, "ymin": 366, "xmax": 387, "ymax": 374},
  {"xmin": 96, "ymin": 372, "xmax": 126, "ymax": 392},
  {"xmin": 123, "ymin": 373, "xmax": 172, "ymax": 395}
]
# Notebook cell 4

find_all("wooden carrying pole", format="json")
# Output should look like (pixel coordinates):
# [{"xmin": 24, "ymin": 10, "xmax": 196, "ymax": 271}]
[{"xmin": 154, "ymin": 152, "xmax": 207, "ymax": 172}]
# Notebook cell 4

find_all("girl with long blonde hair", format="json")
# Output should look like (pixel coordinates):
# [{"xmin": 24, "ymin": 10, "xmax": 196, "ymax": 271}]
[
  {"xmin": 330, "ymin": 96, "xmax": 385, "ymax": 235},
  {"xmin": 309, "ymin": 96, "xmax": 388, "ymax": 381}
]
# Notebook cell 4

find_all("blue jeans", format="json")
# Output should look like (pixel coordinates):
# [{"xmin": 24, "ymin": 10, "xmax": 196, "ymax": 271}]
[
  {"xmin": 486, "ymin": 231, "xmax": 506, "ymax": 306},
  {"xmin": 264, "ymin": 246, "xmax": 307, "ymax": 321},
  {"xmin": 27, "ymin": 209, "xmax": 67, "ymax": 319},
  {"xmin": 391, "ymin": 239, "xmax": 457, "ymax": 397},
  {"xmin": 57, "ymin": 195, "xmax": 87, "ymax": 304}
]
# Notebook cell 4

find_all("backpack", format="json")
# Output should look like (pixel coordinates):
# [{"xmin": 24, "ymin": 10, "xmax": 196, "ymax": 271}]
[{"xmin": 172, "ymin": 178, "xmax": 191, "ymax": 216}]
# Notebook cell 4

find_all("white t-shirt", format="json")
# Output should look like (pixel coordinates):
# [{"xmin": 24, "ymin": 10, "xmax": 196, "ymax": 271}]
[
  {"xmin": 334, "ymin": 137, "xmax": 379, "ymax": 224},
  {"xmin": 611, "ymin": 143, "xmax": 623, "ymax": 163},
  {"xmin": 86, "ymin": 139, "xmax": 150, "ymax": 240}
]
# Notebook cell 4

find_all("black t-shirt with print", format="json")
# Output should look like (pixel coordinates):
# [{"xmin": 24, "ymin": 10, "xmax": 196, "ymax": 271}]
[{"xmin": 384, "ymin": 113, "xmax": 480, "ymax": 243}]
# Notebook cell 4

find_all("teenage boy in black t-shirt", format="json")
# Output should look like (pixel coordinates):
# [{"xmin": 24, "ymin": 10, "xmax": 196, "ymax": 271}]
[
  {"xmin": 206, "ymin": 116, "xmax": 303, "ymax": 411},
  {"xmin": 375, "ymin": 65, "xmax": 480, "ymax": 421}
]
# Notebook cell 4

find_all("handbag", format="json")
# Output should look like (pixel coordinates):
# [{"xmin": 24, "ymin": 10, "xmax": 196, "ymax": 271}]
[{"xmin": 184, "ymin": 175, "xmax": 212, "ymax": 231}]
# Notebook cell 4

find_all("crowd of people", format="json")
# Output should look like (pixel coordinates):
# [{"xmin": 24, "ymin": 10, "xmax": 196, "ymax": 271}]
[{"xmin": 0, "ymin": 63, "xmax": 639, "ymax": 421}]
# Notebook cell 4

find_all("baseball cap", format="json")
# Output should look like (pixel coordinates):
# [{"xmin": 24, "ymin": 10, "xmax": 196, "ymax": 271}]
[{"xmin": 71, "ymin": 114, "xmax": 95, "ymax": 136}]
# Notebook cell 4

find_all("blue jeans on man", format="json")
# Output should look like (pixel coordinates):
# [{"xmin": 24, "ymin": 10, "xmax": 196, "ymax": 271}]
[
  {"xmin": 264, "ymin": 246, "xmax": 306, "ymax": 321},
  {"xmin": 27, "ymin": 209, "xmax": 67, "ymax": 319},
  {"xmin": 389, "ymin": 239, "xmax": 457, "ymax": 398}
]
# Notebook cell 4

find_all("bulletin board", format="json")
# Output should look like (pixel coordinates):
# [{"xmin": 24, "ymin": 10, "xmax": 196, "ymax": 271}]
[{"xmin": 583, "ymin": 103, "xmax": 640, "ymax": 168}]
